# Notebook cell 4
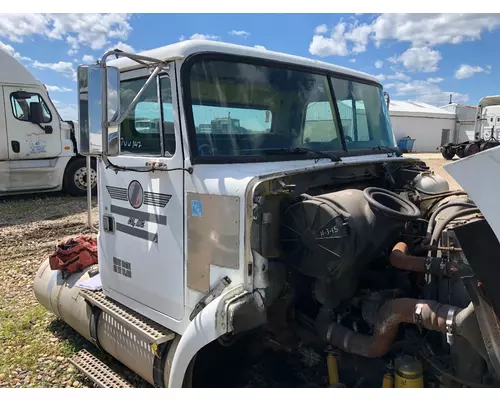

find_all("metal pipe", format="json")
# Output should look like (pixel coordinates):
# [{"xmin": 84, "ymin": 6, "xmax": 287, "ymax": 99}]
[
  {"xmin": 430, "ymin": 208, "xmax": 481, "ymax": 249},
  {"xmin": 425, "ymin": 202, "xmax": 476, "ymax": 243},
  {"xmin": 389, "ymin": 242, "xmax": 426, "ymax": 273},
  {"xmin": 389, "ymin": 242, "xmax": 458, "ymax": 277},
  {"xmin": 86, "ymin": 155, "xmax": 92, "ymax": 229},
  {"xmin": 317, "ymin": 298, "xmax": 483, "ymax": 359}
]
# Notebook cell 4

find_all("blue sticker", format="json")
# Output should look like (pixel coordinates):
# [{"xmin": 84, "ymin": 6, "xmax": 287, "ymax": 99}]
[{"xmin": 192, "ymin": 200, "xmax": 203, "ymax": 217}]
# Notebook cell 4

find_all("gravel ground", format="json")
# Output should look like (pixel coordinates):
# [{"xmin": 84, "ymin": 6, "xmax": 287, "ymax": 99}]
[{"xmin": 0, "ymin": 153, "xmax": 459, "ymax": 388}]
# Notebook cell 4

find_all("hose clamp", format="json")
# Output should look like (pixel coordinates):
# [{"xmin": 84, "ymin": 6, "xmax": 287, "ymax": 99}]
[
  {"xmin": 424, "ymin": 257, "xmax": 432, "ymax": 274},
  {"xmin": 446, "ymin": 307, "xmax": 457, "ymax": 346}
]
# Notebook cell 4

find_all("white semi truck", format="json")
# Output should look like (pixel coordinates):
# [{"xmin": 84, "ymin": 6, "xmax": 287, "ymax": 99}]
[
  {"xmin": 33, "ymin": 40, "xmax": 500, "ymax": 388},
  {"xmin": 441, "ymin": 96, "xmax": 500, "ymax": 160},
  {"xmin": 0, "ymin": 48, "xmax": 97, "ymax": 196}
]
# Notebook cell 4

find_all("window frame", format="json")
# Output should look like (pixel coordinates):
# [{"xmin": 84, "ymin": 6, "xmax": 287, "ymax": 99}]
[
  {"xmin": 181, "ymin": 52, "xmax": 395, "ymax": 165},
  {"xmin": 119, "ymin": 72, "xmax": 177, "ymax": 158},
  {"xmin": 10, "ymin": 92, "xmax": 53, "ymax": 124}
]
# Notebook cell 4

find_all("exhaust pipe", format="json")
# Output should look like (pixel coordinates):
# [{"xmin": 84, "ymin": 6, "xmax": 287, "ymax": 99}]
[{"xmin": 317, "ymin": 298, "xmax": 487, "ymax": 360}]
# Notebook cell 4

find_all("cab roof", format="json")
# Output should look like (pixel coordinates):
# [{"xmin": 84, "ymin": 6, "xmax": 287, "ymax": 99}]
[
  {"xmin": 107, "ymin": 40, "xmax": 380, "ymax": 85},
  {"xmin": 0, "ymin": 48, "xmax": 40, "ymax": 86}
]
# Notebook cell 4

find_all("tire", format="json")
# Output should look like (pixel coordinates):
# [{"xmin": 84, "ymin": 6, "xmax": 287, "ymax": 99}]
[
  {"xmin": 464, "ymin": 143, "xmax": 479, "ymax": 158},
  {"xmin": 480, "ymin": 141, "xmax": 496, "ymax": 152},
  {"xmin": 64, "ymin": 157, "xmax": 97, "ymax": 196},
  {"xmin": 441, "ymin": 146, "xmax": 455, "ymax": 160},
  {"xmin": 457, "ymin": 147, "xmax": 466, "ymax": 158}
]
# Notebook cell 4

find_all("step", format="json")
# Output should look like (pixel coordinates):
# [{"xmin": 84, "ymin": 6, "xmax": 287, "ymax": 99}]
[
  {"xmin": 80, "ymin": 289, "xmax": 175, "ymax": 345},
  {"xmin": 69, "ymin": 349, "xmax": 132, "ymax": 388}
]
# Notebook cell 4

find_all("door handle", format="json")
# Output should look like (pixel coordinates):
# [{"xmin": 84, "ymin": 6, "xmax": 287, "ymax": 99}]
[{"xmin": 11, "ymin": 141, "xmax": 20, "ymax": 153}]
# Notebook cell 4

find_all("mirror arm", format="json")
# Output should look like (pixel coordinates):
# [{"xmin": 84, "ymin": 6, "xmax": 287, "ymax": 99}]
[{"xmin": 98, "ymin": 50, "xmax": 181, "ymax": 169}]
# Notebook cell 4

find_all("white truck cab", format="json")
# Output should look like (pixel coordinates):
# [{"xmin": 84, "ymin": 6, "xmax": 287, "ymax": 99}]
[
  {"xmin": 0, "ymin": 49, "xmax": 96, "ymax": 196},
  {"xmin": 34, "ymin": 40, "xmax": 500, "ymax": 388}
]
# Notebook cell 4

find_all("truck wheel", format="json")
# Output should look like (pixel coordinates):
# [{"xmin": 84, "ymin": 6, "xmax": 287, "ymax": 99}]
[
  {"xmin": 64, "ymin": 157, "xmax": 97, "ymax": 196},
  {"xmin": 441, "ymin": 146, "xmax": 455, "ymax": 160},
  {"xmin": 480, "ymin": 142, "xmax": 495, "ymax": 152},
  {"xmin": 464, "ymin": 143, "xmax": 479, "ymax": 158}
]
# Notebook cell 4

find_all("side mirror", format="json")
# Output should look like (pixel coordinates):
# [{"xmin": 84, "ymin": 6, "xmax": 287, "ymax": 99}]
[
  {"xmin": 78, "ymin": 64, "xmax": 121, "ymax": 157},
  {"xmin": 29, "ymin": 102, "xmax": 44, "ymax": 124}
]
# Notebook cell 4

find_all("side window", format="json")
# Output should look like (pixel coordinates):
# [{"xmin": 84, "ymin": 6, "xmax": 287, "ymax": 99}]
[
  {"xmin": 120, "ymin": 75, "xmax": 176, "ymax": 156},
  {"xmin": 10, "ymin": 93, "xmax": 51, "ymax": 123},
  {"xmin": 303, "ymin": 101, "xmax": 339, "ymax": 142}
]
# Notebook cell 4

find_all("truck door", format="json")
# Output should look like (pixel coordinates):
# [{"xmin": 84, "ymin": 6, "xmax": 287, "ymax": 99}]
[
  {"xmin": 3, "ymin": 86, "xmax": 62, "ymax": 160},
  {"xmin": 482, "ymin": 113, "xmax": 495, "ymax": 141},
  {"xmin": 99, "ymin": 69, "xmax": 185, "ymax": 324},
  {"xmin": 495, "ymin": 116, "xmax": 500, "ymax": 140}
]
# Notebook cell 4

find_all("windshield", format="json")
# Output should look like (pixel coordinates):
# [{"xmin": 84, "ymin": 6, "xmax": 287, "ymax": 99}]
[
  {"xmin": 186, "ymin": 57, "xmax": 394, "ymax": 161},
  {"xmin": 330, "ymin": 77, "xmax": 395, "ymax": 150}
]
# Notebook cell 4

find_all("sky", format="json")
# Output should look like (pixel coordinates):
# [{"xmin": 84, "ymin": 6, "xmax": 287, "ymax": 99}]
[{"xmin": 1, "ymin": 13, "xmax": 500, "ymax": 121}]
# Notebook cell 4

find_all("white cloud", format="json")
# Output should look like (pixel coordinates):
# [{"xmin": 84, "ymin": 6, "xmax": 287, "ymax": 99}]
[
  {"xmin": 375, "ymin": 60, "xmax": 383, "ymax": 69},
  {"xmin": 315, "ymin": 24, "xmax": 328, "ymax": 34},
  {"xmin": 384, "ymin": 79, "xmax": 469, "ymax": 106},
  {"xmin": 32, "ymin": 60, "xmax": 76, "ymax": 80},
  {"xmin": 45, "ymin": 85, "xmax": 72, "ymax": 93},
  {"xmin": 179, "ymin": 35, "xmax": 185, "ymax": 41},
  {"xmin": 229, "ymin": 30, "xmax": 250, "ymax": 38},
  {"xmin": 388, "ymin": 47, "xmax": 442, "ymax": 72},
  {"xmin": 106, "ymin": 41, "xmax": 135, "ymax": 54},
  {"xmin": 82, "ymin": 54, "xmax": 95, "ymax": 63},
  {"xmin": 309, "ymin": 14, "xmax": 500, "ymax": 58},
  {"xmin": 454, "ymin": 64, "xmax": 491, "ymax": 79},
  {"xmin": 349, "ymin": 58, "xmax": 356, "ymax": 63},
  {"xmin": 371, "ymin": 14, "xmax": 500, "ymax": 48},
  {"xmin": 0, "ymin": 14, "xmax": 132, "ymax": 55},
  {"xmin": 309, "ymin": 22, "xmax": 349, "ymax": 57},
  {"xmin": 254, "ymin": 45, "xmax": 267, "ymax": 50},
  {"xmin": 375, "ymin": 72, "xmax": 411, "ymax": 82},
  {"xmin": 344, "ymin": 23, "xmax": 372, "ymax": 53},
  {"xmin": 0, "ymin": 40, "xmax": 32, "ymax": 62},
  {"xmin": 189, "ymin": 33, "xmax": 220, "ymax": 41},
  {"xmin": 0, "ymin": 14, "xmax": 49, "ymax": 43},
  {"xmin": 427, "ymin": 77, "xmax": 444, "ymax": 83}
]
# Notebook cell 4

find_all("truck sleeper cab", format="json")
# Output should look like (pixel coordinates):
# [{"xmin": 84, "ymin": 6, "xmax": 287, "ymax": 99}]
[{"xmin": 34, "ymin": 40, "xmax": 500, "ymax": 388}]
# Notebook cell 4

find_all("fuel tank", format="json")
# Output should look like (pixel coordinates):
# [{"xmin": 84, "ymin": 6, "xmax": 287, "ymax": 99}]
[{"xmin": 33, "ymin": 259, "xmax": 180, "ymax": 387}]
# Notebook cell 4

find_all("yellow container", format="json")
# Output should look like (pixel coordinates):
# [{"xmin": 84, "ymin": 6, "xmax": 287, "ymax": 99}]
[
  {"xmin": 327, "ymin": 352, "xmax": 339, "ymax": 386},
  {"xmin": 394, "ymin": 355, "xmax": 424, "ymax": 388},
  {"xmin": 382, "ymin": 371, "xmax": 394, "ymax": 388}
]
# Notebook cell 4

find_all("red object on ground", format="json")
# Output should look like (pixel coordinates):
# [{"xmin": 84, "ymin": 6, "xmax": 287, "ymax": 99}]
[{"xmin": 49, "ymin": 236, "xmax": 98, "ymax": 278}]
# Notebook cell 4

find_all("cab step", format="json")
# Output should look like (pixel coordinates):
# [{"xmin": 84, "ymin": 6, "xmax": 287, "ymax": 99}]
[
  {"xmin": 79, "ymin": 289, "xmax": 175, "ymax": 345},
  {"xmin": 69, "ymin": 349, "xmax": 132, "ymax": 388}
]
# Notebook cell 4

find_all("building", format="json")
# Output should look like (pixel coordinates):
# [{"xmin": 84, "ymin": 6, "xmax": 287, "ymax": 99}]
[{"xmin": 389, "ymin": 100, "xmax": 456, "ymax": 153}]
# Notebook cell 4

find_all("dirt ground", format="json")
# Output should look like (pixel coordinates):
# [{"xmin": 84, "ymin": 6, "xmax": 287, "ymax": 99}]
[{"xmin": 0, "ymin": 153, "xmax": 460, "ymax": 388}]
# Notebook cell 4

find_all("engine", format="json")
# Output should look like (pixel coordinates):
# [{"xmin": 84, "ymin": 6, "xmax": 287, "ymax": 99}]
[
  {"xmin": 280, "ymin": 187, "xmax": 420, "ymax": 301},
  {"xmin": 245, "ymin": 162, "xmax": 500, "ymax": 388}
]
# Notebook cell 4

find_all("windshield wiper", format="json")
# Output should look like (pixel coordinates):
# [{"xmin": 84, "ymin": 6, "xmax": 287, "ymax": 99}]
[
  {"xmin": 262, "ymin": 147, "xmax": 341, "ymax": 162},
  {"xmin": 372, "ymin": 145, "xmax": 402, "ymax": 157}
]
